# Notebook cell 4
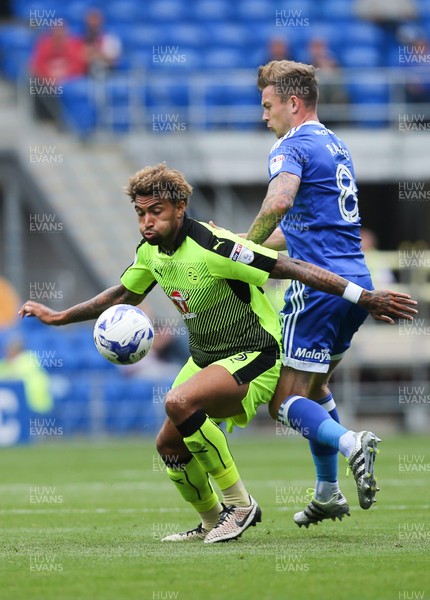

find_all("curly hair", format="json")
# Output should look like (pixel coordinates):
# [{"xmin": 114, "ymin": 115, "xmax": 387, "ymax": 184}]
[
  {"xmin": 125, "ymin": 163, "xmax": 193, "ymax": 205},
  {"xmin": 257, "ymin": 60, "xmax": 319, "ymax": 106}
]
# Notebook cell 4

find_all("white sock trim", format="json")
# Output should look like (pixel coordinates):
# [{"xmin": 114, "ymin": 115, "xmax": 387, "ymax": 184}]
[
  {"xmin": 278, "ymin": 395, "xmax": 303, "ymax": 426},
  {"xmin": 319, "ymin": 397, "xmax": 336, "ymax": 412}
]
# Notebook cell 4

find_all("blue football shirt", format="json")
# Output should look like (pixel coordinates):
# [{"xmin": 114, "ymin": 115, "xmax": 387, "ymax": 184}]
[{"xmin": 268, "ymin": 121, "xmax": 370, "ymax": 277}]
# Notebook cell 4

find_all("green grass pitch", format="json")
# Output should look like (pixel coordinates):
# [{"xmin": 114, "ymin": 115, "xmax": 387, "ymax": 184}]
[{"xmin": 1, "ymin": 432, "xmax": 429, "ymax": 600}]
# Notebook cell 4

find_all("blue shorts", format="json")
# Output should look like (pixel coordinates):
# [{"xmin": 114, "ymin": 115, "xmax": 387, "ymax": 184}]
[{"xmin": 280, "ymin": 274, "xmax": 373, "ymax": 373}]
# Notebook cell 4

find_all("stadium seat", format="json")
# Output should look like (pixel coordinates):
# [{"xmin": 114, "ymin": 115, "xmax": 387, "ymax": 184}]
[
  {"xmin": 124, "ymin": 25, "xmax": 175, "ymax": 52},
  {"xmin": 53, "ymin": 376, "xmax": 93, "ymax": 435},
  {"xmin": 347, "ymin": 74, "xmax": 390, "ymax": 127},
  {"xmin": 236, "ymin": 0, "xmax": 277, "ymax": 23},
  {"xmin": 162, "ymin": 23, "xmax": 206, "ymax": 49},
  {"xmin": 191, "ymin": 0, "xmax": 235, "ymax": 22},
  {"xmin": 103, "ymin": 379, "xmax": 163, "ymax": 434},
  {"xmin": 205, "ymin": 23, "xmax": 251, "ymax": 48},
  {"xmin": 146, "ymin": 0, "xmax": 188, "ymax": 23},
  {"xmin": 0, "ymin": 25, "xmax": 35, "ymax": 80},
  {"xmin": 319, "ymin": 0, "xmax": 356, "ymax": 22},
  {"xmin": 60, "ymin": 77, "xmax": 97, "ymax": 137},
  {"xmin": 12, "ymin": 0, "xmax": 59, "ymax": 19},
  {"xmin": 203, "ymin": 47, "xmax": 249, "ymax": 70},
  {"xmin": 341, "ymin": 22, "xmax": 384, "ymax": 49},
  {"xmin": 340, "ymin": 46, "xmax": 382, "ymax": 68},
  {"xmin": 104, "ymin": 0, "xmax": 142, "ymax": 26},
  {"xmin": 63, "ymin": 0, "xmax": 97, "ymax": 28}
]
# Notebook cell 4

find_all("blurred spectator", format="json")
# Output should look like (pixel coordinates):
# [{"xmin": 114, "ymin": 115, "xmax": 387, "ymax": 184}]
[
  {"xmin": 360, "ymin": 227, "xmax": 396, "ymax": 287},
  {"xmin": 355, "ymin": 0, "xmax": 418, "ymax": 46},
  {"xmin": 266, "ymin": 37, "xmax": 293, "ymax": 62},
  {"xmin": 82, "ymin": 8, "xmax": 122, "ymax": 77},
  {"xmin": 30, "ymin": 24, "xmax": 87, "ymax": 123},
  {"xmin": 0, "ymin": 277, "xmax": 20, "ymax": 328},
  {"xmin": 0, "ymin": 336, "xmax": 53, "ymax": 413},
  {"xmin": 397, "ymin": 25, "xmax": 430, "ymax": 107},
  {"xmin": 307, "ymin": 38, "xmax": 349, "ymax": 126}
]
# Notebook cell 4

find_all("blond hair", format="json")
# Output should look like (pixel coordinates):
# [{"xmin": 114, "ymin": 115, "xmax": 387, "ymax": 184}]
[
  {"xmin": 125, "ymin": 163, "xmax": 192, "ymax": 205},
  {"xmin": 258, "ymin": 60, "xmax": 318, "ymax": 106}
]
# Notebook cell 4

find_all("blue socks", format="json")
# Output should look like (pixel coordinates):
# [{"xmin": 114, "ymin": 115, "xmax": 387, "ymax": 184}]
[
  {"xmin": 278, "ymin": 395, "xmax": 348, "ymax": 446},
  {"xmin": 278, "ymin": 394, "xmax": 349, "ymax": 502},
  {"xmin": 309, "ymin": 394, "xmax": 339, "ymax": 483}
]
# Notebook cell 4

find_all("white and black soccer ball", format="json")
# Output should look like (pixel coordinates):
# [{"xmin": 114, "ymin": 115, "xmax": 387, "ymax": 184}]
[{"xmin": 94, "ymin": 304, "xmax": 154, "ymax": 365}]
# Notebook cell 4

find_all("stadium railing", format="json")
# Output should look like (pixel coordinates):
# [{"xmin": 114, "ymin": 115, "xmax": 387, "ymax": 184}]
[{"xmin": 50, "ymin": 67, "xmax": 430, "ymax": 136}]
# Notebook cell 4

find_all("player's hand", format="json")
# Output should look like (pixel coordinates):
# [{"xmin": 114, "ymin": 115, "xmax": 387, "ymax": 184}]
[
  {"xmin": 18, "ymin": 301, "xmax": 62, "ymax": 325},
  {"xmin": 359, "ymin": 290, "xmax": 418, "ymax": 324}
]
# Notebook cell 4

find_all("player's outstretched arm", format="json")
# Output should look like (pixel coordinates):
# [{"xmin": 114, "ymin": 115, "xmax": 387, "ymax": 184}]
[
  {"xmin": 270, "ymin": 255, "xmax": 418, "ymax": 323},
  {"xmin": 18, "ymin": 284, "xmax": 146, "ymax": 326}
]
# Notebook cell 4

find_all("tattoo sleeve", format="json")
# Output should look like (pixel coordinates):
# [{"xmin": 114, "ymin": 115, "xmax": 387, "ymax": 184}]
[
  {"xmin": 247, "ymin": 172, "xmax": 300, "ymax": 245},
  {"xmin": 270, "ymin": 255, "xmax": 348, "ymax": 297},
  {"xmin": 59, "ymin": 285, "xmax": 146, "ymax": 324}
]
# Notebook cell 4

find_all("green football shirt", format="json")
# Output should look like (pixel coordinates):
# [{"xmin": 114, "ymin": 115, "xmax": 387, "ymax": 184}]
[{"xmin": 121, "ymin": 216, "xmax": 281, "ymax": 368}]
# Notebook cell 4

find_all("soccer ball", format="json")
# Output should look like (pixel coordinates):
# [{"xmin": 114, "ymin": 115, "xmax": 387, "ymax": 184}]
[{"xmin": 93, "ymin": 304, "xmax": 154, "ymax": 365}]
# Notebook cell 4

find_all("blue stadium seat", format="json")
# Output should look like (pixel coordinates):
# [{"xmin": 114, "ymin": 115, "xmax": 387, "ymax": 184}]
[
  {"xmin": 341, "ymin": 22, "xmax": 384, "ymax": 49},
  {"xmin": 105, "ymin": 0, "xmax": 142, "ymax": 26},
  {"xmin": 205, "ymin": 23, "xmax": 251, "ymax": 48},
  {"xmin": 204, "ymin": 83, "xmax": 261, "ymax": 129},
  {"xmin": 146, "ymin": 0, "xmax": 188, "ymax": 23},
  {"xmin": 103, "ymin": 379, "xmax": 163, "ymax": 434},
  {"xmin": 203, "ymin": 47, "xmax": 249, "ymax": 69},
  {"xmin": 53, "ymin": 376, "xmax": 92, "ymax": 435},
  {"xmin": 192, "ymin": 0, "xmax": 235, "ymax": 22},
  {"xmin": 145, "ymin": 79, "xmax": 190, "ymax": 108},
  {"xmin": 319, "ymin": 0, "xmax": 356, "ymax": 21},
  {"xmin": 12, "ymin": 0, "xmax": 59, "ymax": 19},
  {"xmin": 236, "ymin": 1, "xmax": 277, "ymax": 23},
  {"xmin": 125, "ymin": 25, "xmax": 175, "ymax": 51},
  {"xmin": 340, "ymin": 46, "xmax": 382, "ymax": 68},
  {"xmin": 347, "ymin": 74, "xmax": 390, "ymax": 127},
  {"xmin": 417, "ymin": 0, "xmax": 430, "ymax": 19},
  {"xmin": 60, "ymin": 77, "xmax": 97, "ymax": 136},
  {"xmin": 164, "ymin": 23, "xmax": 206, "ymax": 49},
  {"xmin": 63, "ymin": 0, "xmax": 97, "ymax": 27},
  {"xmin": 0, "ymin": 25, "xmax": 35, "ymax": 80}
]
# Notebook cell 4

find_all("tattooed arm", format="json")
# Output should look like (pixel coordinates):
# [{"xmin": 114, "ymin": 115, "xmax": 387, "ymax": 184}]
[
  {"xmin": 271, "ymin": 254, "xmax": 418, "ymax": 324},
  {"xmin": 246, "ymin": 172, "xmax": 300, "ymax": 245},
  {"xmin": 18, "ymin": 285, "xmax": 146, "ymax": 326}
]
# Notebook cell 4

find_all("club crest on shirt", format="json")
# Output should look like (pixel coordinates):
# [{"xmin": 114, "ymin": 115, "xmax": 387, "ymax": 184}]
[
  {"xmin": 229, "ymin": 243, "xmax": 254, "ymax": 265},
  {"xmin": 170, "ymin": 290, "xmax": 196, "ymax": 319}
]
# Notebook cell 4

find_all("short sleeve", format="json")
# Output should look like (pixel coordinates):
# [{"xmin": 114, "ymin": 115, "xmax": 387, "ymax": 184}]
[
  {"xmin": 269, "ymin": 138, "xmax": 307, "ymax": 181},
  {"xmin": 120, "ymin": 244, "xmax": 156, "ymax": 295}
]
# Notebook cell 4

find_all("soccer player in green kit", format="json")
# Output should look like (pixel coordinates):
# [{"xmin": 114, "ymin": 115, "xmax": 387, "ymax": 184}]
[{"xmin": 20, "ymin": 164, "xmax": 417, "ymax": 543}]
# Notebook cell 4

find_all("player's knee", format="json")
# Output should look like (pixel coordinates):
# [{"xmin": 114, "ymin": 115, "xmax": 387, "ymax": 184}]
[
  {"xmin": 164, "ymin": 388, "xmax": 189, "ymax": 421},
  {"xmin": 155, "ymin": 430, "xmax": 166, "ymax": 456},
  {"xmin": 155, "ymin": 428, "xmax": 177, "ymax": 458}
]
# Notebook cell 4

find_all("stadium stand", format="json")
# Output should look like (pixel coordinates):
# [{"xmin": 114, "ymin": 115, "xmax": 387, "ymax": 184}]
[
  {"xmin": 0, "ymin": 0, "xmax": 429, "ymax": 440},
  {"xmin": 0, "ymin": 0, "xmax": 429, "ymax": 134}
]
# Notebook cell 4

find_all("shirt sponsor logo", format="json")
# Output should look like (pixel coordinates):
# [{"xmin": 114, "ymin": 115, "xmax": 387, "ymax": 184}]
[
  {"xmin": 229, "ymin": 243, "xmax": 255, "ymax": 265},
  {"xmin": 269, "ymin": 154, "xmax": 285, "ymax": 175},
  {"xmin": 169, "ymin": 290, "xmax": 196, "ymax": 319},
  {"xmin": 294, "ymin": 347, "xmax": 331, "ymax": 362}
]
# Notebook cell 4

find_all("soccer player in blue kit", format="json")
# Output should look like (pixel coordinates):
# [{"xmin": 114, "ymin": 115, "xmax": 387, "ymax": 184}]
[{"xmin": 247, "ymin": 60, "xmax": 387, "ymax": 527}]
